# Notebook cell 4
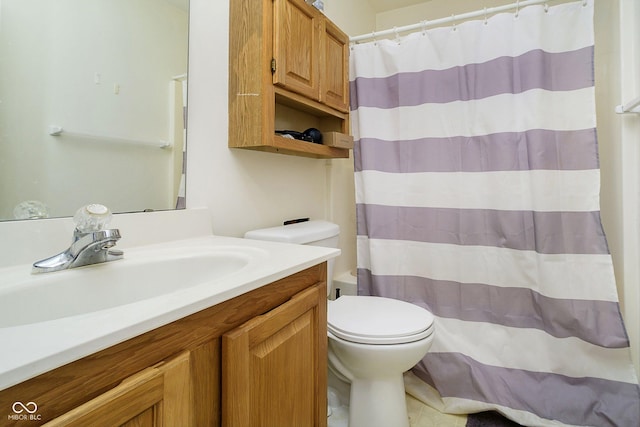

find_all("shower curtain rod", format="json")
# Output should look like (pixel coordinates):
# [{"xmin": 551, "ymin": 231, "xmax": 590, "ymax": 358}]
[{"xmin": 349, "ymin": 0, "xmax": 566, "ymax": 43}]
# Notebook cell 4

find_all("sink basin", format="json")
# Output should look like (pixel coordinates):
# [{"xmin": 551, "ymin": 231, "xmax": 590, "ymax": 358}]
[
  {"xmin": 0, "ymin": 232, "xmax": 339, "ymax": 391},
  {"xmin": 0, "ymin": 246, "xmax": 250, "ymax": 328}
]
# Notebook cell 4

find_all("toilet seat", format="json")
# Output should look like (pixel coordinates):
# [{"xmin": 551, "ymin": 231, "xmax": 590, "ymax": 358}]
[{"xmin": 328, "ymin": 296, "xmax": 435, "ymax": 345}]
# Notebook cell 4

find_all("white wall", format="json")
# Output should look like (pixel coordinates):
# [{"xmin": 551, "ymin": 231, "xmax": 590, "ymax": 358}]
[
  {"xmin": 187, "ymin": 0, "xmax": 326, "ymax": 238},
  {"xmin": 322, "ymin": 1, "xmax": 377, "ymax": 276},
  {"xmin": 185, "ymin": 0, "xmax": 376, "ymax": 281},
  {"xmin": 0, "ymin": 0, "xmax": 372, "ymax": 264},
  {"xmin": 325, "ymin": 0, "xmax": 377, "ymax": 36},
  {"xmin": 618, "ymin": 0, "xmax": 640, "ymax": 378}
]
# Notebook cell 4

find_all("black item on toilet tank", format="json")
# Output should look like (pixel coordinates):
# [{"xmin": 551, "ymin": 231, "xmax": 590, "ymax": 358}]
[{"xmin": 283, "ymin": 217, "xmax": 310, "ymax": 225}]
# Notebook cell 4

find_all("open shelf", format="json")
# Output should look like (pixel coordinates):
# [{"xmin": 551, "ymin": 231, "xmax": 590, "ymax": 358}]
[{"xmin": 235, "ymin": 134, "xmax": 349, "ymax": 159}]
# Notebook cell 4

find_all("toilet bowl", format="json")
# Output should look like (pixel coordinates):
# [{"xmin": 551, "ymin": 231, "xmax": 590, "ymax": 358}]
[
  {"xmin": 327, "ymin": 295, "xmax": 434, "ymax": 427},
  {"xmin": 244, "ymin": 221, "xmax": 435, "ymax": 427}
]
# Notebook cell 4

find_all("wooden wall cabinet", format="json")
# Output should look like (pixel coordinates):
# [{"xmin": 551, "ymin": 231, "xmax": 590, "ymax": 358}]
[
  {"xmin": 272, "ymin": 0, "xmax": 321, "ymax": 102},
  {"xmin": 0, "ymin": 265, "xmax": 328, "ymax": 427},
  {"xmin": 230, "ymin": 0, "xmax": 351, "ymax": 159},
  {"xmin": 321, "ymin": 18, "xmax": 351, "ymax": 113}
]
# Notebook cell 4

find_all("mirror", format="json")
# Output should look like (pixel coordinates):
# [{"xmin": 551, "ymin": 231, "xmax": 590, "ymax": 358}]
[{"xmin": 0, "ymin": 0, "xmax": 189, "ymax": 221}]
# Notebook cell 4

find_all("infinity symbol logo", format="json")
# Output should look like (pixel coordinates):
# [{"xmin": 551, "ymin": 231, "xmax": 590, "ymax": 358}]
[{"xmin": 12, "ymin": 401, "xmax": 38, "ymax": 414}]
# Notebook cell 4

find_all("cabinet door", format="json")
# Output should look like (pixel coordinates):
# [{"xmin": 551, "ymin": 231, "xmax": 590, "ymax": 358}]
[
  {"xmin": 273, "ymin": 0, "xmax": 321, "ymax": 101},
  {"xmin": 321, "ymin": 19, "xmax": 350, "ymax": 113},
  {"xmin": 222, "ymin": 283, "xmax": 327, "ymax": 427},
  {"xmin": 43, "ymin": 352, "xmax": 191, "ymax": 427}
]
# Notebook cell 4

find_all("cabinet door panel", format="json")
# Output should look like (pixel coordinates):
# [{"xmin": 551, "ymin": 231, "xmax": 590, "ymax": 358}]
[
  {"xmin": 222, "ymin": 283, "xmax": 327, "ymax": 427},
  {"xmin": 253, "ymin": 311, "xmax": 315, "ymax": 426},
  {"xmin": 322, "ymin": 19, "xmax": 349, "ymax": 112},
  {"xmin": 160, "ymin": 352, "xmax": 191, "ymax": 426},
  {"xmin": 43, "ymin": 352, "xmax": 190, "ymax": 427},
  {"xmin": 121, "ymin": 407, "xmax": 156, "ymax": 427},
  {"xmin": 273, "ymin": 0, "xmax": 321, "ymax": 101}
]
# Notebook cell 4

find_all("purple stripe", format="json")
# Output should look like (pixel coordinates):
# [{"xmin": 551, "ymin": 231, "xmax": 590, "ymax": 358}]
[
  {"xmin": 350, "ymin": 47, "xmax": 594, "ymax": 110},
  {"xmin": 356, "ymin": 204, "xmax": 610, "ymax": 255},
  {"xmin": 357, "ymin": 269, "xmax": 629, "ymax": 348},
  {"xmin": 412, "ymin": 353, "xmax": 640, "ymax": 427},
  {"xmin": 353, "ymin": 129, "xmax": 599, "ymax": 173}
]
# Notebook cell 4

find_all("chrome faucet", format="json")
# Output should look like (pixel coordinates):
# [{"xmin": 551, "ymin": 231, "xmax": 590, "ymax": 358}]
[{"xmin": 32, "ymin": 204, "xmax": 124, "ymax": 274}]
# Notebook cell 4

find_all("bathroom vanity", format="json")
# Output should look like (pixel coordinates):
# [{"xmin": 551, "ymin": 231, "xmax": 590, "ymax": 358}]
[{"xmin": 0, "ymin": 233, "xmax": 336, "ymax": 427}]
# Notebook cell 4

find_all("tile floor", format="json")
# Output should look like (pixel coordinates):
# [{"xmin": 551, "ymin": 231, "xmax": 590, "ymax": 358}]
[
  {"xmin": 406, "ymin": 394, "xmax": 468, "ymax": 427},
  {"xmin": 328, "ymin": 392, "xmax": 467, "ymax": 427}
]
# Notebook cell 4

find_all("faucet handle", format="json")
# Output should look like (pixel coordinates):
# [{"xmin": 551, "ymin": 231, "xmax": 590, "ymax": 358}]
[{"xmin": 73, "ymin": 204, "xmax": 113, "ymax": 233}]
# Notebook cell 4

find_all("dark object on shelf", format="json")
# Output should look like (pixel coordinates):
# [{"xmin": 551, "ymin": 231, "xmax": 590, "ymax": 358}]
[{"xmin": 276, "ymin": 128, "xmax": 323, "ymax": 144}]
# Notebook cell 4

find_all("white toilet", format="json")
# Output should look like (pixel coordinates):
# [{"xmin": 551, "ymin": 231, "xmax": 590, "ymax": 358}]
[{"xmin": 245, "ymin": 220, "xmax": 435, "ymax": 427}]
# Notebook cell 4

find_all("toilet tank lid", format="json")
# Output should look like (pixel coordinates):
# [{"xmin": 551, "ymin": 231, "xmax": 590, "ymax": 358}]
[{"xmin": 244, "ymin": 220, "xmax": 339, "ymax": 244}]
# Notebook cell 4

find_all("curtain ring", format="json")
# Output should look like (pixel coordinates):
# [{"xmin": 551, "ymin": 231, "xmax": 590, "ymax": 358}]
[
  {"xmin": 515, "ymin": 0, "xmax": 520, "ymax": 18},
  {"xmin": 544, "ymin": 2, "xmax": 549, "ymax": 13},
  {"xmin": 583, "ymin": 0, "xmax": 588, "ymax": 6},
  {"xmin": 421, "ymin": 20, "xmax": 428, "ymax": 35},
  {"xmin": 484, "ymin": 7, "xmax": 488, "ymax": 25},
  {"xmin": 394, "ymin": 26, "xmax": 401, "ymax": 44},
  {"xmin": 372, "ymin": 30, "xmax": 377, "ymax": 45},
  {"xmin": 451, "ymin": 14, "xmax": 457, "ymax": 31}
]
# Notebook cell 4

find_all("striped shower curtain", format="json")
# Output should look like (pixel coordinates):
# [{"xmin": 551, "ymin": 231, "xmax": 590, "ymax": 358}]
[
  {"xmin": 350, "ymin": 1, "xmax": 640, "ymax": 426},
  {"xmin": 175, "ymin": 78, "xmax": 187, "ymax": 209}
]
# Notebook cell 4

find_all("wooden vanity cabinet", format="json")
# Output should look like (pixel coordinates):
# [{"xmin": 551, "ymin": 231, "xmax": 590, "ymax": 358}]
[
  {"xmin": 229, "ymin": 0, "xmax": 350, "ymax": 159},
  {"xmin": 0, "ymin": 264, "xmax": 328, "ymax": 427},
  {"xmin": 43, "ymin": 352, "xmax": 192, "ymax": 427},
  {"xmin": 223, "ymin": 284, "xmax": 326, "ymax": 426}
]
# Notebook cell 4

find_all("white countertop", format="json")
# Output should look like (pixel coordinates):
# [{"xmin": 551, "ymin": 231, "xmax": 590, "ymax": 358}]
[{"xmin": 0, "ymin": 235, "xmax": 339, "ymax": 391}]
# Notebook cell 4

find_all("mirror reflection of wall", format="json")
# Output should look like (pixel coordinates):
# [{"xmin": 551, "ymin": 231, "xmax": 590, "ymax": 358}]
[{"xmin": 0, "ymin": 0, "xmax": 189, "ymax": 221}]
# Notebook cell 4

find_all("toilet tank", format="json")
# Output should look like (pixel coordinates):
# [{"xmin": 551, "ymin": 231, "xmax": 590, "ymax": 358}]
[{"xmin": 244, "ymin": 220, "xmax": 340, "ymax": 295}]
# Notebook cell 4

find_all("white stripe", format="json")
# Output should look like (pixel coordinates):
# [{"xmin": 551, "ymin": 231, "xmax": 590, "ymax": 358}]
[
  {"xmin": 355, "ymin": 169, "xmax": 601, "ymax": 212},
  {"xmin": 350, "ymin": 1, "xmax": 593, "ymax": 79},
  {"xmin": 430, "ymin": 316, "xmax": 637, "ymax": 384},
  {"xmin": 351, "ymin": 88, "xmax": 595, "ymax": 141},
  {"xmin": 357, "ymin": 237, "xmax": 619, "ymax": 302}
]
